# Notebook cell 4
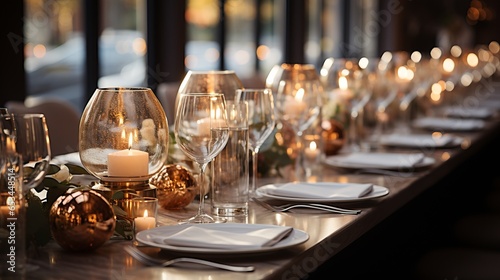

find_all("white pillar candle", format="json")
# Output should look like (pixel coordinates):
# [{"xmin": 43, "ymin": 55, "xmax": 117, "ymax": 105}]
[
  {"xmin": 107, "ymin": 148, "xmax": 149, "ymax": 177},
  {"xmin": 197, "ymin": 118, "xmax": 226, "ymax": 135},
  {"xmin": 134, "ymin": 210, "xmax": 156, "ymax": 232}
]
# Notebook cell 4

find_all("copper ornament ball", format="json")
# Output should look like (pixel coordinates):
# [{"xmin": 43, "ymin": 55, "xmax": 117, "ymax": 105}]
[
  {"xmin": 322, "ymin": 119, "xmax": 345, "ymax": 156},
  {"xmin": 150, "ymin": 164, "xmax": 198, "ymax": 209},
  {"xmin": 49, "ymin": 189, "xmax": 116, "ymax": 251}
]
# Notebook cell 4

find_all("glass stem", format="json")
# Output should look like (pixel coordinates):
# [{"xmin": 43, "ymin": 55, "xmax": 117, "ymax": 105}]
[
  {"xmin": 251, "ymin": 148, "xmax": 259, "ymax": 195},
  {"xmin": 197, "ymin": 163, "xmax": 208, "ymax": 217},
  {"xmin": 295, "ymin": 132, "xmax": 305, "ymax": 182}
]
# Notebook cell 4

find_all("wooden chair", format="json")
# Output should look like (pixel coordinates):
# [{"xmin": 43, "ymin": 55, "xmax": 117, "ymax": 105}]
[{"xmin": 6, "ymin": 99, "xmax": 80, "ymax": 156}]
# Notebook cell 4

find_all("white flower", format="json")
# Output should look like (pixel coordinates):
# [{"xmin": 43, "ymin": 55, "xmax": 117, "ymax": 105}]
[{"xmin": 50, "ymin": 164, "xmax": 72, "ymax": 183}]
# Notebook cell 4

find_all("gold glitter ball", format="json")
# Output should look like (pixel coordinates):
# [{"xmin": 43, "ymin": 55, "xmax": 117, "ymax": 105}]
[
  {"xmin": 49, "ymin": 189, "xmax": 116, "ymax": 251},
  {"xmin": 150, "ymin": 164, "xmax": 198, "ymax": 209}
]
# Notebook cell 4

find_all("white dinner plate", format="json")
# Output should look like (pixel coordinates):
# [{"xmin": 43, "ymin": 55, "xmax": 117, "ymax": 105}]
[
  {"xmin": 323, "ymin": 155, "xmax": 435, "ymax": 170},
  {"xmin": 256, "ymin": 184, "xmax": 389, "ymax": 203},
  {"xmin": 412, "ymin": 117, "xmax": 485, "ymax": 131},
  {"xmin": 135, "ymin": 223, "xmax": 309, "ymax": 254},
  {"xmin": 379, "ymin": 134, "xmax": 464, "ymax": 149}
]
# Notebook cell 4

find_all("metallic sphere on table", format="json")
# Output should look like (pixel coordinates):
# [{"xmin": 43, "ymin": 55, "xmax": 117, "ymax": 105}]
[
  {"xmin": 150, "ymin": 164, "xmax": 198, "ymax": 209},
  {"xmin": 49, "ymin": 189, "xmax": 116, "ymax": 251}
]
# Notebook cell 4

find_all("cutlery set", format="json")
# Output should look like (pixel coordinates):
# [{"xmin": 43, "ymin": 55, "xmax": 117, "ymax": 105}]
[
  {"xmin": 124, "ymin": 245, "xmax": 255, "ymax": 272},
  {"xmin": 251, "ymin": 197, "xmax": 361, "ymax": 215}
]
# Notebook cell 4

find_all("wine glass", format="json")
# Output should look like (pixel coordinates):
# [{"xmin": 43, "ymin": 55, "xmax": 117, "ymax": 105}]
[
  {"xmin": 235, "ymin": 88, "xmax": 276, "ymax": 195},
  {"xmin": 0, "ymin": 113, "xmax": 51, "ymax": 192},
  {"xmin": 174, "ymin": 93, "xmax": 229, "ymax": 223},
  {"xmin": 266, "ymin": 63, "xmax": 323, "ymax": 181}
]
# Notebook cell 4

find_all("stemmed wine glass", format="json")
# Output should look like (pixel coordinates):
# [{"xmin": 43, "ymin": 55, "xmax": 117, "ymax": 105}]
[
  {"xmin": 267, "ymin": 63, "xmax": 323, "ymax": 181},
  {"xmin": 174, "ymin": 93, "xmax": 229, "ymax": 223},
  {"xmin": 0, "ymin": 113, "xmax": 51, "ymax": 192},
  {"xmin": 235, "ymin": 88, "xmax": 276, "ymax": 195}
]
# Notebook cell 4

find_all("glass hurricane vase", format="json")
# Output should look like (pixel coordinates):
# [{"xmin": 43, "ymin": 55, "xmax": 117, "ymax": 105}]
[{"xmin": 79, "ymin": 87, "xmax": 169, "ymax": 197}]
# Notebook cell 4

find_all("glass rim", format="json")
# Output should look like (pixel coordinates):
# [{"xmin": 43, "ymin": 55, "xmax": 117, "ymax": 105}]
[
  {"xmin": 179, "ymin": 92, "xmax": 225, "ymax": 97},
  {"xmin": 95, "ymin": 87, "xmax": 152, "ymax": 91},
  {"xmin": 186, "ymin": 70, "xmax": 236, "ymax": 75}
]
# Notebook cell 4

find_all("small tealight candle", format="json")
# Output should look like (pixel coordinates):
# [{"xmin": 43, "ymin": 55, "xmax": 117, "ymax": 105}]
[
  {"xmin": 134, "ymin": 210, "xmax": 156, "ymax": 232},
  {"xmin": 132, "ymin": 197, "xmax": 158, "ymax": 239},
  {"xmin": 304, "ymin": 140, "xmax": 320, "ymax": 161},
  {"xmin": 283, "ymin": 88, "xmax": 307, "ymax": 117}
]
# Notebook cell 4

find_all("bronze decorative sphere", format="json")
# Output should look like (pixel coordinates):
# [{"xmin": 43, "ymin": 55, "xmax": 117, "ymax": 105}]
[
  {"xmin": 49, "ymin": 189, "xmax": 116, "ymax": 251},
  {"xmin": 150, "ymin": 164, "xmax": 198, "ymax": 209}
]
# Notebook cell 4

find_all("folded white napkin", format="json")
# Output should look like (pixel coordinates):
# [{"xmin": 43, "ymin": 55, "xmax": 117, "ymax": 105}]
[
  {"xmin": 266, "ymin": 182, "xmax": 373, "ymax": 199},
  {"xmin": 328, "ymin": 152, "xmax": 425, "ymax": 169},
  {"xmin": 380, "ymin": 134, "xmax": 454, "ymax": 148},
  {"xmin": 413, "ymin": 117, "xmax": 485, "ymax": 131},
  {"xmin": 51, "ymin": 152, "xmax": 83, "ymax": 166},
  {"xmin": 151, "ymin": 225, "xmax": 294, "ymax": 249},
  {"xmin": 444, "ymin": 107, "xmax": 493, "ymax": 119}
]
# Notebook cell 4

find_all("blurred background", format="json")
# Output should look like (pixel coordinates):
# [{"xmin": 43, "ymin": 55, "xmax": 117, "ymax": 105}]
[{"xmin": 2, "ymin": 0, "xmax": 500, "ymax": 113}]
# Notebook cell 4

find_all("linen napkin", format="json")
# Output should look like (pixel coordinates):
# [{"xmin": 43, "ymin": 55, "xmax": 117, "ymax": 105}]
[
  {"xmin": 51, "ymin": 152, "xmax": 83, "ymax": 166},
  {"xmin": 380, "ymin": 134, "xmax": 455, "ymax": 148},
  {"xmin": 327, "ymin": 152, "xmax": 425, "ymax": 169},
  {"xmin": 412, "ymin": 117, "xmax": 485, "ymax": 131},
  {"xmin": 151, "ymin": 225, "xmax": 294, "ymax": 249},
  {"xmin": 266, "ymin": 182, "xmax": 373, "ymax": 199}
]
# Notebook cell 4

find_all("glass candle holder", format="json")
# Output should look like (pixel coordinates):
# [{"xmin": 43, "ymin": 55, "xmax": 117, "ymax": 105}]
[
  {"xmin": 132, "ymin": 197, "xmax": 158, "ymax": 241},
  {"xmin": 79, "ymin": 87, "xmax": 169, "ymax": 197}
]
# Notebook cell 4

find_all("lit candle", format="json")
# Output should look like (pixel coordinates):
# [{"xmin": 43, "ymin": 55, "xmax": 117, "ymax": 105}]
[
  {"xmin": 283, "ymin": 88, "xmax": 307, "ymax": 116},
  {"xmin": 107, "ymin": 133, "xmax": 149, "ymax": 177},
  {"xmin": 134, "ymin": 209, "xmax": 156, "ymax": 232},
  {"xmin": 331, "ymin": 76, "xmax": 353, "ymax": 101},
  {"xmin": 197, "ymin": 109, "xmax": 227, "ymax": 135},
  {"xmin": 304, "ymin": 141, "xmax": 319, "ymax": 161}
]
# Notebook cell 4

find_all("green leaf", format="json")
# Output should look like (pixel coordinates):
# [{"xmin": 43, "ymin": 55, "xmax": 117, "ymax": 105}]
[
  {"xmin": 46, "ymin": 185, "xmax": 71, "ymax": 209},
  {"xmin": 42, "ymin": 177, "xmax": 65, "ymax": 188},
  {"xmin": 114, "ymin": 218, "xmax": 133, "ymax": 240},
  {"xmin": 66, "ymin": 164, "xmax": 90, "ymax": 175},
  {"xmin": 45, "ymin": 164, "xmax": 61, "ymax": 175},
  {"xmin": 25, "ymin": 193, "xmax": 51, "ymax": 247}
]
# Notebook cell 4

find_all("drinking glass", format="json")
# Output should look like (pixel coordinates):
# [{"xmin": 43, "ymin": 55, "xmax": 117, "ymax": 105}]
[
  {"xmin": 174, "ymin": 93, "xmax": 229, "ymax": 223},
  {"xmin": 235, "ymin": 88, "xmax": 276, "ymax": 195},
  {"xmin": 0, "ymin": 113, "xmax": 51, "ymax": 192},
  {"xmin": 267, "ymin": 63, "xmax": 323, "ymax": 181}
]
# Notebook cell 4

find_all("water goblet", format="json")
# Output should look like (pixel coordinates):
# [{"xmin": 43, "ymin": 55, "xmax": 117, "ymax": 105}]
[
  {"xmin": 235, "ymin": 88, "xmax": 276, "ymax": 195},
  {"xmin": 174, "ymin": 93, "xmax": 229, "ymax": 223}
]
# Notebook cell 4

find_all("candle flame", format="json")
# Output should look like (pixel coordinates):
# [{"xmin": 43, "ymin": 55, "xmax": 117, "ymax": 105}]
[
  {"xmin": 295, "ymin": 88, "xmax": 305, "ymax": 101},
  {"xmin": 339, "ymin": 76, "xmax": 348, "ymax": 90},
  {"xmin": 144, "ymin": 209, "xmax": 148, "ymax": 217},
  {"xmin": 309, "ymin": 141, "xmax": 317, "ymax": 151},
  {"xmin": 128, "ymin": 133, "xmax": 133, "ymax": 150}
]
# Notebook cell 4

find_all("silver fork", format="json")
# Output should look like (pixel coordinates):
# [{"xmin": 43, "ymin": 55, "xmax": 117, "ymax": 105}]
[
  {"xmin": 252, "ymin": 197, "xmax": 361, "ymax": 215},
  {"xmin": 124, "ymin": 245, "xmax": 255, "ymax": 272}
]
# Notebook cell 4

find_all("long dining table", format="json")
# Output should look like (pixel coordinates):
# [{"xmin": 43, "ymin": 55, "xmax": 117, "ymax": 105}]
[{"xmin": 21, "ymin": 82, "xmax": 500, "ymax": 280}]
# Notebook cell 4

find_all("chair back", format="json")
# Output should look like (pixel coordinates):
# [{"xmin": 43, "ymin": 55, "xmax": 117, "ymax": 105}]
[{"xmin": 6, "ymin": 99, "xmax": 80, "ymax": 156}]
